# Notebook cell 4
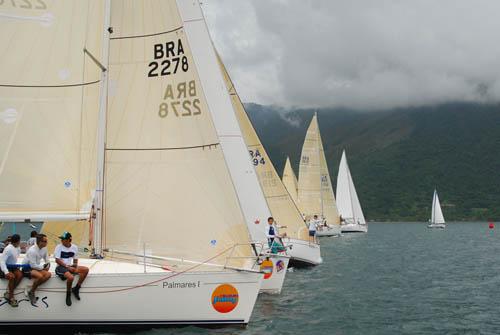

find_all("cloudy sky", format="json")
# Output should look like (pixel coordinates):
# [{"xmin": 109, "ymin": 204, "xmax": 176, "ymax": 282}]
[{"xmin": 202, "ymin": 0, "xmax": 500, "ymax": 110}]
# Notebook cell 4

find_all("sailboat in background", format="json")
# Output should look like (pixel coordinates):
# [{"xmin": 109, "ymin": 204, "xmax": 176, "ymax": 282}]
[
  {"xmin": 336, "ymin": 150, "xmax": 368, "ymax": 233},
  {"xmin": 428, "ymin": 190, "xmax": 446, "ymax": 229},
  {"xmin": 282, "ymin": 157, "xmax": 299, "ymax": 204},
  {"xmin": 0, "ymin": 0, "xmax": 264, "ymax": 326},
  {"xmin": 297, "ymin": 113, "xmax": 341, "ymax": 236},
  {"xmin": 218, "ymin": 54, "xmax": 322, "ymax": 267}
]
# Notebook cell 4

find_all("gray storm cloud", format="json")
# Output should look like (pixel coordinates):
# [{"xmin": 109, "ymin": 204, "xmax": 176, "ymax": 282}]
[{"xmin": 203, "ymin": 0, "xmax": 500, "ymax": 110}]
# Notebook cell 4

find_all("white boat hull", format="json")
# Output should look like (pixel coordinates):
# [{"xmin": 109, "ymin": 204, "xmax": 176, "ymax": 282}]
[
  {"xmin": 341, "ymin": 223, "xmax": 368, "ymax": 233},
  {"xmin": 0, "ymin": 259, "xmax": 262, "ymax": 327},
  {"xmin": 255, "ymin": 255, "xmax": 289, "ymax": 294},
  {"xmin": 427, "ymin": 223, "xmax": 446, "ymax": 229},
  {"xmin": 315, "ymin": 225, "xmax": 341, "ymax": 237},
  {"xmin": 283, "ymin": 238, "xmax": 322, "ymax": 266}
]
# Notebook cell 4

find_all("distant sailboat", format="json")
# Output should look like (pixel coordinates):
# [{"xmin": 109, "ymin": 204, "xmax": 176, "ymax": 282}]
[
  {"xmin": 428, "ymin": 190, "xmax": 446, "ymax": 229},
  {"xmin": 297, "ymin": 113, "xmax": 341, "ymax": 236},
  {"xmin": 218, "ymin": 54, "xmax": 322, "ymax": 267},
  {"xmin": 336, "ymin": 150, "xmax": 367, "ymax": 233},
  {"xmin": 282, "ymin": 157, "xmax": 298, "ymax": 204}
]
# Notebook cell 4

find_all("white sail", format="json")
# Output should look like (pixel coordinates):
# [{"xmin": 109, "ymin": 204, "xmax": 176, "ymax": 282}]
[
  {"xmin": 297, "ymin": 114, "xmax": 339, "ymax": 225},
  {"xmin": 319, "ymin": 135, "xmax": 340, "ymax": 226},
  {"xmin": 336, "ymin": 150, "xmax": 366, "ymax": 225},
  {"xmin": 282, "ymin": 156, "xmax": 299, "ymax": 204},
  {"xmin": 218, "ymin": 55, "xmax": 309, "ymax": 242},
  {"xmin": 178, "ymin": 10, "xmax": 271, "ymax": 245},
  {"xmin": 102, "ymin": 0, "xmax": 254, "ymax": 268},
  {"xmin": 431, "ymin": 190, "xmax": 445, "ymax": 224}
]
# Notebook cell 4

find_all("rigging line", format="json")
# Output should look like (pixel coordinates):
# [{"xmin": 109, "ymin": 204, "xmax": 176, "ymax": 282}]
[
  {"xmin": 0, "ymin": 80, "xmax": 101, "ymax": 88},
  {"xmin": 106, "ymin": 143, "xmax": 220, "ymax": 151},
  {"xmin": 110, "ymin": 26, "xmax": 182, "ymax": 40}
]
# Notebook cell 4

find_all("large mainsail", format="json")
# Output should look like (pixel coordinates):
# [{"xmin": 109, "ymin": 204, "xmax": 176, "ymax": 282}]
[
  {"xmin": 297, "ymin": 114, "xmax": 339, "ymax": 225},
  {"xmin": 218, "ymin": 55, "xmax": 309, "ymax": 242},
  {"xmin": 336, "ymin": 150, "xmax": 365, "ymax": 225},
  {"xmin": 102, "ymin": 0, "xmax": 253, "ymax": 267},
  {"xmin": 282, "ymin": 156, "xmax": 299, "ymax": 204},
  {"xmin": 431, "ymin": 190, "xmax": 445, "ymax": 224},
  {"xmin": 0, "ymin": 1, "xmax": 105, "ymax": 247}
]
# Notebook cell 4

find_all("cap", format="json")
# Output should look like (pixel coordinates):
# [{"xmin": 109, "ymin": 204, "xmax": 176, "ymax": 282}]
[{"xmin": 59, "ymin": 231, "xmax": 72, "ymax": 240}]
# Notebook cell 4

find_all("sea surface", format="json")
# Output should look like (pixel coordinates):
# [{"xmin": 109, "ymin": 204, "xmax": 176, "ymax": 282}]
[{"xmin": 109, "ymin": 222, "xmax": 500, "ymax": 334}]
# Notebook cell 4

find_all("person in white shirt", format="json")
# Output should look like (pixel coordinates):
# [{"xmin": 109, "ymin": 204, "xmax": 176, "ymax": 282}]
[
  {"xmin": 23, "ymin": 234, "xmax": 51, "ymax": 304},
  {"xmin": 54, "ymin": 231, "xmax": 89, "ymax": 307},
  {"xmin": 308, "ymin": 215, "xmax": 319, "ymax": 243},
  {"xmin": 0, "ymin": 234, "xmax": 23, "ymax": 307},
  {"xmin": 27, "ymin": 230, "xmax": 37, "ymax": 248}
]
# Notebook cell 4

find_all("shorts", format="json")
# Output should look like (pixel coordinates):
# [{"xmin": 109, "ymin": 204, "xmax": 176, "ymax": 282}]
[
  {"xmin": 55, "ymin": 265, "xmax": 75, "ymax": 280},
  {"xmin": 309, "ymin": 230, "xmax": 316, "ymax": 237},
  {"xmin": 0, "ymin": 266, "xmax": 21, "ymax": 278}
]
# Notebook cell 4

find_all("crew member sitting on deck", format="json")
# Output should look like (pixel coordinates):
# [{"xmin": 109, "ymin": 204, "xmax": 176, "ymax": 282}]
[
  {"xmin": 23, "ymin": 234, "xmax": 51, "ymax": 304},
  {"xmin": 54, "ymin": 232, "xmax": 89, "ymax": 306},
  {"xmin": 0, "ymin": 234, "xmax": 23, "ymax": 307}
]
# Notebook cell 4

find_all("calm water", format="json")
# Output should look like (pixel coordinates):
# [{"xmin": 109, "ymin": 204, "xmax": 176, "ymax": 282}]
[{"xmin": 114, "ymin": 223, "xmax": 500, "ymax": 334}]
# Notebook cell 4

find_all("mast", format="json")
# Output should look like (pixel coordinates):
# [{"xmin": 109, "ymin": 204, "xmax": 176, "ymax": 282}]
[{"xmin": 92, "ymin": 0, "xmax": 112, "ymax": 257}]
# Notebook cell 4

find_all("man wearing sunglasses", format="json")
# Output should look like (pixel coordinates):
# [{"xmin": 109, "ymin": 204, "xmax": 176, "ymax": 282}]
[{"xmin": 54, "ymin": 232, "xmax": 89, "ymax": 306}]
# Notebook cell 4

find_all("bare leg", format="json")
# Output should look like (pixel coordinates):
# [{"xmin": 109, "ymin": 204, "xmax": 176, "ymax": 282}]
[{"xmin": 75, "ymin": 266, "xmax": 89, "ymax": 286}]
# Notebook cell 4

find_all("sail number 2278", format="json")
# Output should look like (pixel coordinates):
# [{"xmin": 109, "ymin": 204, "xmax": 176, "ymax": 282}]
[{"xmin": 148, "ymin": 39, "xmax": 188, "ymax": 77}]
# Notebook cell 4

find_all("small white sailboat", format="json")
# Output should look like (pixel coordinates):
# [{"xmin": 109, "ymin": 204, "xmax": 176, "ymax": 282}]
[
  {"xmin": 336, "ymin": 150, "xmax": 367, "ymax": 233},
  {"xmin": 297, "ymin": 113, "xmax": 341, "ymax": 237},
  {"xmin": 218, "ymin": 55, "xmax": 321, "ymax": 267},
  {"xmin": 428, "ymin": 189, "xmax": 446, "ymax": 229},
  {"xmin": 0, "ymin": 0, "xmax": 264, "ymax": 327}
]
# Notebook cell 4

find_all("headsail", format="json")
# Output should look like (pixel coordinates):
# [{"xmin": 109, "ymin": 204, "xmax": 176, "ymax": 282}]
[
  {"xmin": 218, "ymin": 54, "xmax": 309, "ymax": 241},
  {"xmin": 282, "ymin": 156, "xmax": 299, "ymax": 204},
  {"xmin": 297, "ymin": 114, "xmax": 339, "ymax": 224},
  {"xmin": 0, "ymin": 1, "xmax": 105, "ymax": 247},
  {"xmin": 336, "ymin": 150, "xmax": 365, "ymax": 225},
  {"xmin": 102, "ymin": 0, "xmax": 253, "ymax": 268}
]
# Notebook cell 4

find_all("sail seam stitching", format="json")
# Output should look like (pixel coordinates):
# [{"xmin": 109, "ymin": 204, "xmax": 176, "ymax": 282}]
[
  {"xmin": 0, "ymin": 80, "xmax": 100, "ymax": 88},
  {"xmin": 110, "ymin": 26, "xmax": 183, "ymax": 40},
  {"xmin": 106, "ymin": 143, "xmax": 220, "ymax": 151}
]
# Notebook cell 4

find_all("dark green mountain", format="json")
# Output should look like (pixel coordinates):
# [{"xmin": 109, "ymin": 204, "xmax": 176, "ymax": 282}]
[{"xmin": 245, "ymin": 102, "xmax": 500, "ymax": 222}]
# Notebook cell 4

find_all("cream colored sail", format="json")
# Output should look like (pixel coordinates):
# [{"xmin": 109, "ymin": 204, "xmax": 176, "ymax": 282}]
[
  {"xmin": 282, "ymin": 156, "xmax": 298, "ymax": 203},
  {"xmin": 319, "ymin": 134, "xmax": 340, "ymax": 225},
  {"xmin": 218, "ymin": 54, "xmax": 309, "ymax": 241},
  {"xmin": 0, "ymin": 1, "xmax": 104, "ymax": 246},
  {"xmin": 297, "ymin": 114, "xmax": 339, "ymax": 224},
  {"xmin": 103, "ymin": 0, "xmax": 253, "ymax": 268}
]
